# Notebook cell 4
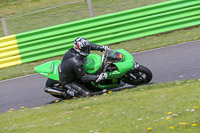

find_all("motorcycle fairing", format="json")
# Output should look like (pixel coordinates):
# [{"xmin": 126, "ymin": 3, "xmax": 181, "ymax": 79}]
[
  {"xmin": 34, "ymin": 49, "xmax": 135, "ymax": 84},
  {"xmin": 109, "ymin": 49, "xmax": 134, "ymax": 78},
  {"xmin": 84, "ymin": 53, "xmax": 102, "ymax": 74},
  {"xmin": 34, "ymin": 60, "xmax": 61, "ymax": 81}
]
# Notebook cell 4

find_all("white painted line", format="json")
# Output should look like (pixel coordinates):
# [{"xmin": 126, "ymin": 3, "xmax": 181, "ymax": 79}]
[
  {"xmin": 0, "ymin": 73, "xmax": 38, "ymax": 83},
  {"xmin": 133, "ymin": 40, "xmax": 200, "ymax": 55}
]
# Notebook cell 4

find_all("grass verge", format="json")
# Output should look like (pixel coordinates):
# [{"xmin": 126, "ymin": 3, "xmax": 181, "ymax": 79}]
[
  {"xmin": 0, "ymin": 25, "xmax": 200, "ymax": 81},
  {"xmin": 0, "ymin": 0, "xmax": 168, "ymax": 36},
  {"xmin": 0, "ymin": 79, "xmax": 200, "ymax": 133}
]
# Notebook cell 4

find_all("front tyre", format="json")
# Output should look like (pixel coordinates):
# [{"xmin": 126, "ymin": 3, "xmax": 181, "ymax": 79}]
[{"xmin": 123, "ymin": 65, "xmax": 152, "ymax": 85}]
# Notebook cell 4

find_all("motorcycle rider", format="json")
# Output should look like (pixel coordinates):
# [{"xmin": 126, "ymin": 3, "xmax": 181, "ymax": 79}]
[{"xmin": 59, "ymin": 37, "xmax": 109, "ymax": 97}]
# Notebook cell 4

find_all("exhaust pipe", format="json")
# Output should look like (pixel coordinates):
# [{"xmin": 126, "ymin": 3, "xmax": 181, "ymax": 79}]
[{"xmin": 44, "ymin": 87, "xmax": 65, "ymax": 96}]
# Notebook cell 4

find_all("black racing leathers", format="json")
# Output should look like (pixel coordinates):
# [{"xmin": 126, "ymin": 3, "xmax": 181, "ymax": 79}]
[{"xmin": 59, "ymin": 43, "xmax": 104, "ymax": 88}]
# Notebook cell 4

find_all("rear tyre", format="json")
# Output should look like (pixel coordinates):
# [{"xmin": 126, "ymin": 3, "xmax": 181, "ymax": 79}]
[
  {"xmin": 45, "ymin": 78, "xmax": 70, "ymax": 99},
  {"xmin": 45, "ymin": 78, "xmax": 59, "ymax": 87},
  {"xmin": 123, "ymin": 65, "xmax": 152, "ymax": 85}
]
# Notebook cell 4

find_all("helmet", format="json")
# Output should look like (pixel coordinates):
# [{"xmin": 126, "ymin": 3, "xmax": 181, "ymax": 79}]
[{"xmin": 74, "ymin": 37, "xmax": 91, "ymax": 57}]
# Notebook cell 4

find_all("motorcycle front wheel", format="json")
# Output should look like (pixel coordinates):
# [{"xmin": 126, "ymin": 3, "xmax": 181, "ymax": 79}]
[{"xmin": 122, "ymin": 65, "xmax": 152, "ymax": 85}]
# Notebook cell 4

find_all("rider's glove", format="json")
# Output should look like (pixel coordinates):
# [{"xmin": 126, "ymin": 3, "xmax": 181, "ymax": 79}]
[
  {"xmin": 102, "ymin": 45, "xmax": 110, "ymax": 52},
  {"xmin": 96, "ymin": 73, "xmax": 108, "ymax": 82}
]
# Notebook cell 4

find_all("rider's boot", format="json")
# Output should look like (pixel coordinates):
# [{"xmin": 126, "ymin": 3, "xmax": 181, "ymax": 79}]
[{"xmin": 64, "ymin": 81, "xmax": 90, "ymax": 97}]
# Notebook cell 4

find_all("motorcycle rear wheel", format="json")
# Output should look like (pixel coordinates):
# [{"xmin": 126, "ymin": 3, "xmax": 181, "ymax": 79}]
[
  {"xmin": 45, "ymin": 78, "xmax": 70, "ymax": 99},
  {"xmin": 45, "ymin": 78, "xmax": 59, "ymax": 87}
]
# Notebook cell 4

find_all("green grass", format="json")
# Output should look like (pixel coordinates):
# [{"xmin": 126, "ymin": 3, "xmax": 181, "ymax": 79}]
[
  {"xmin": 0, "ymin": 79, "xmax": 200, "ymax": 133},
  {"xmin": 0, "ymin": 0, "xmax": 168, "ymax": 36}
]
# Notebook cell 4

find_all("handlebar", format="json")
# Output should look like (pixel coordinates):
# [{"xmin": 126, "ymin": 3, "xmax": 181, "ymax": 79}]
[{"xmin": 100, "ymin": 48, "xmax": 116, "ymax": 73}]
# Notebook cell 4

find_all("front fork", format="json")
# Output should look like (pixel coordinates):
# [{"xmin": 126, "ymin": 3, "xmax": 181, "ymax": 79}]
[
  {"xmin": 133, "ymin": 62, "xmax": 140, "ymax": 71},
  {"xmin": 129, "ymin": 62, "xmax": 144, "ymax": 82}
]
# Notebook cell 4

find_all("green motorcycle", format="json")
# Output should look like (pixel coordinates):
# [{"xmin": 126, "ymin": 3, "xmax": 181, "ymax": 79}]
[{"xmin": 34, "ymin": 49, "xmax": 152, "ymax": 99}]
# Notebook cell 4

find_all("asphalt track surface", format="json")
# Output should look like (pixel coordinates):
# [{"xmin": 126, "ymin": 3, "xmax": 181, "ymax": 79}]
[{"xmin": 0, "ymin": 40, "xmax": 200, "ymax": 113}]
